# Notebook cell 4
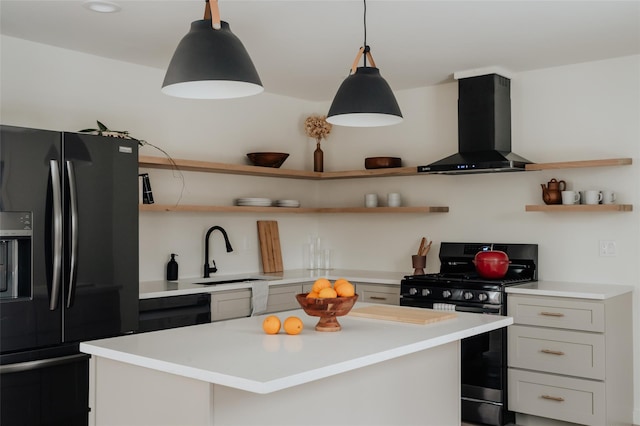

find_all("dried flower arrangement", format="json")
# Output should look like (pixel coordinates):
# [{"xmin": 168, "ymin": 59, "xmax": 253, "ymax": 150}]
[
  {"xmin": 304, "ymin": 115, "xmax": 332, "ymax": 142},
  {"xmin": 303, "ymin": 115, "xmax": 332, "ymax": 172}
]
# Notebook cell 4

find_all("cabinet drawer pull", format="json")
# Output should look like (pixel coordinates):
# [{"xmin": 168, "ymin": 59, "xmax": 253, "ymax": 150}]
[
  {"xmin": 541, "ymin": 394, "xmax": 565, "ymax": 402},
  {"xmin": 369, "ymin": 296, "xmax": 387, "ymax": 301},
  {"xmin": 540, "ymin": 349, "xmax": 565, "ymax": 356},
  {"xmin": 540, "ymin": 311, "xmax": 565, "ymax": 317}
]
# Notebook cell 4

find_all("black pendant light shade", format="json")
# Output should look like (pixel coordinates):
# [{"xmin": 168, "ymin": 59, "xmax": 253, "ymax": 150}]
[
  {"xmin": 326, "ymin": 0, "xmax": 402, "ymax": 127},
  {"xmin": 162, "ymin": 20, "xmax": 263, "ymax": 99},
  {"xmin": 326, "ymin": 66, "xmax": 402, "ymax": 127}
]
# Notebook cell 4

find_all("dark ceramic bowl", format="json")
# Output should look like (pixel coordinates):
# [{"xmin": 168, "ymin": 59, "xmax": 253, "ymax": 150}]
[
  {"xmin": 364, "ymin": 157, "xmax": 402, "ymax": 169},
  {"xmin": 247, "ymin": 152, "xmax": 289, "ymax": 168}
]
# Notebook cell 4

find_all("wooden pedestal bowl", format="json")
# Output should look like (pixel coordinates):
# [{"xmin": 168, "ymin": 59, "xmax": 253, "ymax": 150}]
[{"xmin": 295, "ymin": 293, "xmax": 359, "ymax": 332}]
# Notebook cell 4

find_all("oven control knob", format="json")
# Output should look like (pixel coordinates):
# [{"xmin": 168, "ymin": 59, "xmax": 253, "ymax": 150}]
[
  {"xmin": 442, "ymin": 290, "xmax": 452, "ymax": 298},
  {"xmin": 421, "ymin": 289, "xmax": 431, "ymax": 296},
  {"xmin": 463, "ymin": 292, "xmax": 473, "ymax": 300},
  {"xmin": 409, "ymin": 288, "xmax": 418, "ymax": 295},
  {"xmin": 478, "ymin": 293, "xmax": 488, "ymax": 302}
]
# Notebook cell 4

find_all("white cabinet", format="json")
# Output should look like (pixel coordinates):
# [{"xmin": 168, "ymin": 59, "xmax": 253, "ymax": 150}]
[
  {"xmin": 354, "ymin": 282, "xmax": 400, "ymax": 305},
  {"xmin": 265, "ymin": 283, "xmax": 303, "ymax": 313},
  {"xmin": 210, "ymin": 289, "xmax": 251, "ymax": 321},
  {"xmin": 507, "ymin": 293, "xmax": 633, "ymax": 425}
]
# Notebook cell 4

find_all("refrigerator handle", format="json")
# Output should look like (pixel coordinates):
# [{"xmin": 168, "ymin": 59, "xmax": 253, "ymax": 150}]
[
  {"xmin": 49, "ymin": 160, "xmax": 62, "ymax": 311},
  {"xmin": 66, "ymin": 160, "xmax": 78, "ymax": 308}
]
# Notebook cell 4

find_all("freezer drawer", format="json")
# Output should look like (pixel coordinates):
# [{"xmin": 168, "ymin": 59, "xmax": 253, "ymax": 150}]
[{"xmin": 1, "ymin": 352, "xmax": 89, "ymax": 426}]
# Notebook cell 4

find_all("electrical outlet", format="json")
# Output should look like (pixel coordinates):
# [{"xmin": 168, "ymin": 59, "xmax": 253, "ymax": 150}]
[{"xmin": 599, "ymin": 240, "xmax": 617, "ymax": 257}]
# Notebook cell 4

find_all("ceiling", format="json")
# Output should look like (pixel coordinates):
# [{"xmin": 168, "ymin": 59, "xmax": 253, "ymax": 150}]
[{"xmin": 1, "ymin": 1, "xmax": 639, "ymax": 101}]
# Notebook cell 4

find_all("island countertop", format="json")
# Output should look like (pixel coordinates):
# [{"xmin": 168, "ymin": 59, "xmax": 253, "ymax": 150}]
[{"xmin": 80, "ymin": 303, "xmax": 512, "ymax": 394}]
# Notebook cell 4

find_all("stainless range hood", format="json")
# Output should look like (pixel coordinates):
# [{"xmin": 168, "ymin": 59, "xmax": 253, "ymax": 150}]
[{"xmin": 418, "ymin": 73, "xmax": 532, "ymax": 174}]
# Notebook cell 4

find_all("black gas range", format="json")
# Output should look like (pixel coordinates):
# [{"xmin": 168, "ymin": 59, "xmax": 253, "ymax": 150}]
[{"xmin": 400, "ymin": 242, "xmax": 538, "ymax": 426}]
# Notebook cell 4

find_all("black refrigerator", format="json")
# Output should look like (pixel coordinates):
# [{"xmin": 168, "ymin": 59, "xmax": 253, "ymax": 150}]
[{"xmin": 0, "ymin": 125, "xmax": 139, "ymax": 425}]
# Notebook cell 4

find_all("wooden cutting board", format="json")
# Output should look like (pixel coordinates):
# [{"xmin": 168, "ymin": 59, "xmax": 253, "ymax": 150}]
[
  {"xmin": 257, "ymin": 220, "xmax": 283, "ymax": 273},
  {"xmin": 349, "ymin": 305, "xmax": 457, "ymax": 324}
]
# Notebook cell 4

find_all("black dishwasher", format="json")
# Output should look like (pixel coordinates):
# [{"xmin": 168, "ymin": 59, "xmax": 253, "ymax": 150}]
[{"xmin": 139, "ymin": 293, "xmax": 211, "ymax": 332}]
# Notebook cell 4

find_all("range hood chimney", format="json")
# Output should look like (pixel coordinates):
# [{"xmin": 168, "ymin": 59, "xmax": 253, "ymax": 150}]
[{"xmin": 418, "ymin": 73, "xmax": 532, "ymax": 174}]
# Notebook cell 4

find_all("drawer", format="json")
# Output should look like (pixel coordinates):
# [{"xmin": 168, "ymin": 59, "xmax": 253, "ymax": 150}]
[
  {"xmin": 210, "ymin": 289, "xmax": 251, "ymax": 321},
  {"xmin": 266, "ymin": 283, "xmax": 302, "ymax": 313},
  {"xmin": 508, "ymin": 294, "xmax": 604, "ymax": 332},
  {"xmin": 508, "ymin": 369, "xmax": 605, "ymax": 426},
  {"xmin": 355, "ymin": 283, "xmax": 400, "ymax": 305},
  {"xmin": 508, "ymin": 325, "xmax": 605, "ymax": 379}
]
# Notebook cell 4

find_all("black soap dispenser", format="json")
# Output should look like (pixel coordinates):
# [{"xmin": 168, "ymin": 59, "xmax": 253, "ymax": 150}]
[{"xmin": 166, "ymin": 253, "xmax": 178, "ymax": 281}]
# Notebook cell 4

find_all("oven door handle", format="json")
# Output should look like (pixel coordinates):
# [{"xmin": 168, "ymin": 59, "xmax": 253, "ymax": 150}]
[
  {"xmin": 400, "ymin": 298, "xmax": 502, "ymax": 315},
  {"xmin": 453, "ymin": 305, "xmax": 501, "ymax": 315}
]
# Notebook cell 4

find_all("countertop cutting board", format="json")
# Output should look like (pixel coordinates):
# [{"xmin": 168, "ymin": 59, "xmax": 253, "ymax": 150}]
[
  {"xmin": 349, "ymin": 305, "xmax": 457, "ymax": 324},
  {"xmin": 257, "ymin": 220, "xmax": 283, "ymax": 273}
]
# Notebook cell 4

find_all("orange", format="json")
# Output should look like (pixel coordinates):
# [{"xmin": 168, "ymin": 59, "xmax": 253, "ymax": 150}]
[
  {"xmin": 333, "ymin": 278, "xmax": 351, "ymax": 290},
  {"xmin": 262, "ymin": 315, "xmax": 281, "ymax": 335},
  {"xmin": 318, "ymin": 287, "xmax": 338, "ymax": 299},
  {"xmin": 283, "ymin": 316, "xmax": 303, "ymax": 335},
  {"xmin": 311, "ymin": 278, "xmax": 331, "ymax": 293},
  {"xmin": 306, "ymin": 291, "xmax": 319, "ymax": 298},
  {"xmin": 335, "ymin": 282, "xmax": 355, "ymax": 297}
]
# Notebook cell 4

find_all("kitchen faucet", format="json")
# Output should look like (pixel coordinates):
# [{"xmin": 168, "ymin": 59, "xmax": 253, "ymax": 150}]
[{"xmin": 203, "ymin": 226, "xmax": 233, "ymax": 278}]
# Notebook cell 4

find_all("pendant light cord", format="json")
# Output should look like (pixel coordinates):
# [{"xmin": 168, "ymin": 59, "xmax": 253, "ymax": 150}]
[
  {"xmin": 363, "ymin": 0, "xmax": 368, "ymax": 67},
  {"xmin": 348, "ymin": 0, "xmax": 376, "ymax": 74}
]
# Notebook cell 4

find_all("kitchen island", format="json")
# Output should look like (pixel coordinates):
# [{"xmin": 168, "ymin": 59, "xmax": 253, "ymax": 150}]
[{"xmin": 81, "ymin": 303, "xmax": 511, "ymax": 425}]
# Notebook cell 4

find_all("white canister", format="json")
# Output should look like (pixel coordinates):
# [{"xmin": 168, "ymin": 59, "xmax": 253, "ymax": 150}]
[
  {"xmin": 365, "ymin": 193, "xmax": 378, "ymax": 208},
  {"xmin": 387, "ymin": 193, "xmax": 401, "ymax": 207}
]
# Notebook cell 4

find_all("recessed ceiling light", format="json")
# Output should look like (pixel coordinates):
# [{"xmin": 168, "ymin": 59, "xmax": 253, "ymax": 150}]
[{"xmin": 83, "ymin": 0, "xmax": 121, "ymax": 13}]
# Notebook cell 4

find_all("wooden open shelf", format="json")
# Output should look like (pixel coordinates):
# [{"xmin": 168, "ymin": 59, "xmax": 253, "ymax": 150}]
[
  {"xmin": 140, "ymin": 156, "xmax": 633, "ymax": 214},
  {"xmin": 141, "ymin": 156, "xmax": 633, "ymax": 177},
  {"xmin": 525, "ymin": 204, "xmax": 633, "ymax": 212},
  {"xmin": 139, "ymin": 205, "xmax": 449, "ymax": 214},
  {"xmin": 525, "ymin": 158, "xmax": 632, "ymax": 171},
  {"xmin": 138, "ymin": 155, "xmax": 417, "ymax": 180}
]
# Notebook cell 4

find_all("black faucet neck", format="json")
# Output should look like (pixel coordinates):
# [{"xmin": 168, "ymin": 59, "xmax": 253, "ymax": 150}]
[{"xmin": 204, "ymin": 226, "xmax": 233, "ymax": 278}]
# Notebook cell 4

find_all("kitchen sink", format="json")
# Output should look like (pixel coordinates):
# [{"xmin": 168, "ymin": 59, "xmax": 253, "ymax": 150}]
[{"xmin": 192, "ymin": 278, "xmax": 261, "ymax": 286}]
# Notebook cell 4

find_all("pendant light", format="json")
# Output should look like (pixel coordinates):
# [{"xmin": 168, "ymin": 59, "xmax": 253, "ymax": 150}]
[
  {"xmin": 162, "ymin": 0, "xmax": 263, "ymax": 99},
  {"xmin": 326, "ymin": 0, "xmax": 402, "ymax": 127}
]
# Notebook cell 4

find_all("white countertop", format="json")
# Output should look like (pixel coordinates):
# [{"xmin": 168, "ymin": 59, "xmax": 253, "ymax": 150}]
[
  {"xmin": 507, "ymin": 280, "xmax": 633, "ymax": 299},
  {"xmin": 80, "ymin": 303, "xmax": 512, "ymax": 394},
  {"xmin": 139, "ymin": 269, "xmax": 406, "ymax": 299}
]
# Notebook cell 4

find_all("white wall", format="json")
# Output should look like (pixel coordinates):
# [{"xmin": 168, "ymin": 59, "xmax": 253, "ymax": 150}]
[{"xmin": 2, "ymin": 36, "xmax": 638, "ymax": 422}]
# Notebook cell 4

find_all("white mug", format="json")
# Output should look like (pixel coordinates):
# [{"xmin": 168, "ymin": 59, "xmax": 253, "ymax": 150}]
[
  {"xmin": 561, "ymin": 190, "xmax": 580, "ymax": 205},
  {"xmin": 365, "ymin": 193, "xmax": 378, "ymax": 208},
  {"xmin": 387, "ymin": 193, "xmax": 401, "ymax": 207},
  {"xmin": 584, "ymin": 190, "xmax": 603, "ymax": 205},
  {"xmin": 601, "ymin": 190, "xmax": 616, "ymax": 205}
]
